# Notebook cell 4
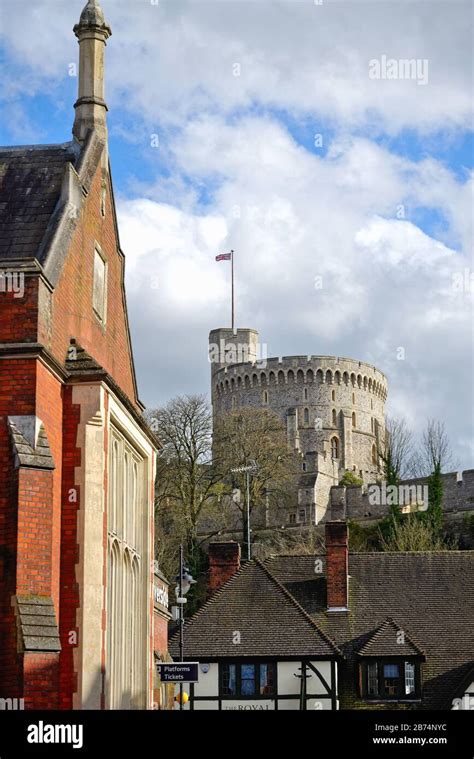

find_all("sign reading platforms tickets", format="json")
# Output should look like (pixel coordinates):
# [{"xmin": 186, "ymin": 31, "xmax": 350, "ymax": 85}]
[{"xmin": 157, "ymin": 662, "xmax": 199, "ymax": 682}]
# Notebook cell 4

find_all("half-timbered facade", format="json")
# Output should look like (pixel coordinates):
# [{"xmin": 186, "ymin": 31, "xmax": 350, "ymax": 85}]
[{"xmin": 169, "ymin": 524, "xmax": 474, "ymax": 710}]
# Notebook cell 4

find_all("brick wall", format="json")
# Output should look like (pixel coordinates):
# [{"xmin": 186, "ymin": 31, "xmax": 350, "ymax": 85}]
[
  {"xmin": 23, "ymin": 653, "xmax": 60, "ymax": 710},
  {"xmin": 0, "ymin": 279, "xmax": 39, "ymax": 343},
  {"xmin": 0, "ymin": 358, "xmax": 36, "ymax": 698},
  {"xmin": 58, "ymin": 386, "xmax": 82, "ymax": 709},
  {"xmin": 325, "ymin": 521, "xmax": 348, "ymax": 610},
  {"xmin": 153, "ymin": 613, "xmax": 169, "ymax": 655},
  {"xmin": 38, "ymin": 164, "xmax": 139, "ymax": 407},
  {"xmin": 208, "ymin": 541, "xmax": 241, "ymax": 596}
]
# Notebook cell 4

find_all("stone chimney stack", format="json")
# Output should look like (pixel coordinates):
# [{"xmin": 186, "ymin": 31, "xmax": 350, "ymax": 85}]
[
  {"xmin": 325, "ymin": 521, "xmax": 349, "ymax": 612},
  {"xmin": 208, "ymin": 542, "xmax": 241, "ymax": 597},
  {"xmin": 73, "ymin": 0, "xmax": 112, "ymax": 143}
]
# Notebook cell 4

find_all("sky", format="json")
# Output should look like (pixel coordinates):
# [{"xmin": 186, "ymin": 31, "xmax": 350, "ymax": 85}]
[{"xmin": 0, "ymin": 0, "xmax": 473, "ymax": 469}]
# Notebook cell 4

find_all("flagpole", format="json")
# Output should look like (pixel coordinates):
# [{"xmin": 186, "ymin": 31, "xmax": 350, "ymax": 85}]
[{"xmin": 231, "ymin": 249, "xmax": 235, "ymax": 333}]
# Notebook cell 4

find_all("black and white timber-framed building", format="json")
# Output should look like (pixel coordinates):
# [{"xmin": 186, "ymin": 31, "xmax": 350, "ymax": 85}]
[{"xmin": 169, "ymin": 522, "xmax": 474, "ymax": 711}]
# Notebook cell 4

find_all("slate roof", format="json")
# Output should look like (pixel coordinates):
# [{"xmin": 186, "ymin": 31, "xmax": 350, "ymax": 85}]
[
  {"xmin": 8, "ymin": 418, "xmax": 55, "ymax": 470},
  {"xmin": 265, "ymin": 552, "xmax": 474, "ymax": 709},
  {"xmin": 0, "ymin": 143, "xmax": 78, "ymax": 264},
  {"xmin": 357, "ymin": 617, "xmax": 425, "ymax": 658},
  {"xmin": 169, "ymin": 559, "xmax": 340, "ymax": 659},
  {"xmin": 14, "ymin": 596, "xmax": 61, "ymax": 652}
]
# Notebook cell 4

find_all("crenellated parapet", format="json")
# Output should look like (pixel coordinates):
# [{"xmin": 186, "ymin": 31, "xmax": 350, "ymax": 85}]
[{"xmin": 209, "ymin": 328, "xmax": 388, "ymax": 525}]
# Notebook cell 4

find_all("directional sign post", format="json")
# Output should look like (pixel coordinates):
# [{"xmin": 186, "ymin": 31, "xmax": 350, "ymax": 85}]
[{"xmin": 157, "ymin": 662, "xmax": 199, "ymax": 683}]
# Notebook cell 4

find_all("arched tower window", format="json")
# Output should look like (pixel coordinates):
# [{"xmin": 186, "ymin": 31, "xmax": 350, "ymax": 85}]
[
  {"xmin": 352, "ymin": 412, "xmax": 356, "ymax": 428},
  {"xmin": 304, "ymin": 387, "xmax": 308, "ymax": 401},
  {"xmin": 332, "ymin": 408, "xmax": 337, "ymax": 426},
  {"xmin": 107, "ymin": 428, "xmax": 146, "ymax": 710},
  {"xmin": 262, "ymin": 390, "xmax": 268, "ymax": 405},
  {"xmin": 352, "ymin": 392, "xmax": 355, "ymax": 405},
  {"xmin": 304, "ymin": 408, "xmax": 309, "ymax": 425},
  {"xmin": 331, "ymin": 389, "xmax": 335, "ymax": 401},
  {"xmin": 372, "ymin": 443, "xmax": 377, "ymax": 465},
  {"xmin": 331, "ymin": 437, "xmax": 339, "ymax": 459}
]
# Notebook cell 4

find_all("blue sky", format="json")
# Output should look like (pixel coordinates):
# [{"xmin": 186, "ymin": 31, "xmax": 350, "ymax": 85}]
[{"xmin": 1, "ymin": 0, "xmax": 473, "ymax": 468}]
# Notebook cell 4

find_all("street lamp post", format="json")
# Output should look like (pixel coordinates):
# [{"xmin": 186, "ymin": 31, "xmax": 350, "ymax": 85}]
[
  {"xmin": 231, "ymin": 460, "xmax": 258, "ymax": 560},
  {"xmin": 175, "ymin": 545, "xmax": 196, "ymax": 710}
]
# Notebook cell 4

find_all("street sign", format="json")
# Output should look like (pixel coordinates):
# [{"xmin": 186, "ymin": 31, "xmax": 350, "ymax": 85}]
[{"xmin": 157, "ymin": 662, "xmax": 199, "ymax": 682}]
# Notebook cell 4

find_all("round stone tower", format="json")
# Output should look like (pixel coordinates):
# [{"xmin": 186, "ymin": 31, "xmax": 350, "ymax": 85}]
[{"xmin": 209, "ymin": 327, "xmax": 388, "ymax": 522}]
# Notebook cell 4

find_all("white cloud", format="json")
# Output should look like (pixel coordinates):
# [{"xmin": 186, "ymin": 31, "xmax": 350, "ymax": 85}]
[
  {"xmin": 0, "ymin": 0, "xmax": 472, "ymax": 134},
  {"xmin": 115, "ymin": 115, "xmax": 472, "ymax": 466},
  {"xmin": 2, "ymin": 0, "xmax": 472, "ymax": 466}
]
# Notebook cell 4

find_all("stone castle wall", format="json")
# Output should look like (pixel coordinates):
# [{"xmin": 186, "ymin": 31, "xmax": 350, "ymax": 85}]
[
  {"xmin": 210, "ymin": 328, "xmax": 388, "ymax": 489},
  {"xmin": 330, "ymin": 470, "xmax": 474, "ymax": 521}
]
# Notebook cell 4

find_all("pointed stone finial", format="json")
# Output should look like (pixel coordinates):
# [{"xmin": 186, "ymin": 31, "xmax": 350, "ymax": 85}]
[
  {"xmin": 74, "ymin": 0, "xmax": 111, "ymax": 37},
  {"xmin": 72, "ymin": 0, "xmax": 112, "ymax": 143}
]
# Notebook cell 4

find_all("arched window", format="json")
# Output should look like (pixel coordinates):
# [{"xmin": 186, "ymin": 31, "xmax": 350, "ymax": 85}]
[
  {"xmin": 262, "ymin": 390, "xmax": 268, "ymax": 405},
  {"xmin": 232, "ymin": 395, "xmax": 237, "ymax": 409},
  {"xmin": 331, "ymin": 437, "xmax": 339, "ymax": 459},
  {"xmin": 372, "ymin": 444, "xmax": 377, "ymax": 465},
  {"xmin": 304, "ymin": 408, "xmax": 310, "ymax": 425},
  {"xmin": 331, "ymin": 389, "xmax": 335, "ymax": 401},
  {"xmin": 304, "ymin": 387, "xmax": 308, "ymax": 401},
  {"xmin": 352, "ymin": 412, "xmax": 356, "ymax": 428},
  {"xmin": 352, "ymin": 392, "xmax": 355, "ymax": 405},
  {"xmin": 107, "ymin": 428, "xmax": 146, "ymax": 710},
  {"xmin": 371, "ymin": 417, "xmax": 374, "ymax": 433},
  {"xmin": 332, "ymin": 408, "xmax": 337, "ymax": 426}
]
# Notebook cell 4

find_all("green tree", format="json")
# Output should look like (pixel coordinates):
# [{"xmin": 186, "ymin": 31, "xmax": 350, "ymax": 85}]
[
  {"xmin": 340, "ymin": 471, "xmax": 363, "ymax": 487},
  {"xmin": 380, "ymin": 513, "xmax": 452, "ymax": 552}
]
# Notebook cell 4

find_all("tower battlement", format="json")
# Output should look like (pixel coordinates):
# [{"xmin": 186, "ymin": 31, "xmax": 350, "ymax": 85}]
[{"xmin": 209, "ymin": 327, "xmax": 388, "ymax": 522}]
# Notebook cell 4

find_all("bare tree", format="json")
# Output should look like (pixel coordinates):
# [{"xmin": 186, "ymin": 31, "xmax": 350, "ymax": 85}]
[
  {"xmin": 213, "ymin": 407, "xmax": 299, "ymax": 544},
  {"xmin": 380, "ymin": 417, "xmax": 414, "ymax": 483},
  {"xmin": 149, "ymin": 395, "xmax": 223, "ymax": 569},
  {"xmin": 409, "ymin": 419, "xmax": 456, "ymax": 477}
]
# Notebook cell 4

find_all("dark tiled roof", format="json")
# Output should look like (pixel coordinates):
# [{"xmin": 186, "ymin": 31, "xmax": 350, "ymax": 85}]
[
  {"xmin": 265, "ymin": 552, "xmax": 474, "ymax": 709},
  {"xmin": 0, "ymin": 143, "xmax": 78, "ymax": 263},
  {"xmin": 169, "ymin": 559, "xmax": 340, "ymax": 659},
  {"xmin": 357, "ymin": 617, "xmax": 425, "ymax": 658}
]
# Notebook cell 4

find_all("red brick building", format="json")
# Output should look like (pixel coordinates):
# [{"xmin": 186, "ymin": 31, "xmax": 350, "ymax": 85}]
[{"xmin": 0, "ymin": 0, "xmax": 161, "ymax": 709}]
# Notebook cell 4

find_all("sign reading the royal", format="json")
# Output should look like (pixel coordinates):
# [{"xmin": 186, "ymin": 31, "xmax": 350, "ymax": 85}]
[{"xmin": 157, "ymin": 662, "xmax": 199, "ymax": 682}]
